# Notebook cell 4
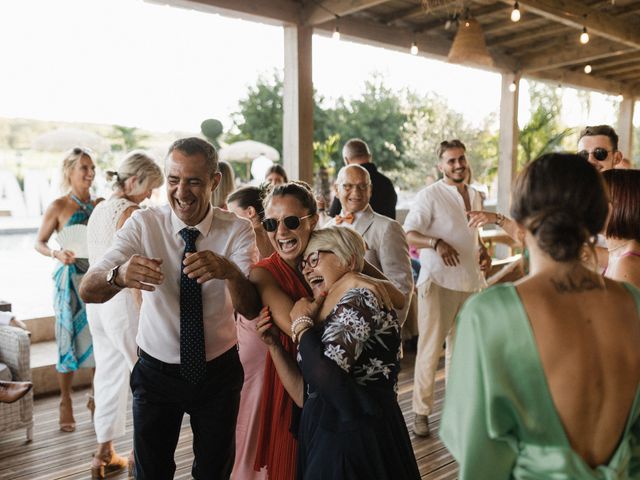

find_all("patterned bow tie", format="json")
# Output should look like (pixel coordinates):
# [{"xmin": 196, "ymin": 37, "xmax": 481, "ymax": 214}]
[{"xmin": 335, "ymin": 212, "xmax": 355, "ymax": 225}]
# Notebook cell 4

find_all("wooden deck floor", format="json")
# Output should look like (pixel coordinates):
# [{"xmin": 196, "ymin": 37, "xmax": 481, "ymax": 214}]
[{"xmin": 0, "ymin": 352, "xmax": 457, "ymax": 479}]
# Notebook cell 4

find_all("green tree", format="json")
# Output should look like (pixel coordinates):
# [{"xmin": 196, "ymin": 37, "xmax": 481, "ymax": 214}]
[
  {"xmin": 326, "ymin": 74, "xmax": 407, "ymax": 172},
  {"xmin": 518, "ymin": 83, "xmax": 573, "ymax": 168},
  {"xmin": 110, "ymin": 125, "xmax": 149, "ymax": 152},
  {"xmin": 399, "ymin": 91, "xmax": 497, "ymax": 190}
]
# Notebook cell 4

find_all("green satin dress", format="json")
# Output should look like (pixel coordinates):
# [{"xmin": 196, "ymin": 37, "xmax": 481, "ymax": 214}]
[{"xmin": 440, "ymin": 283, "xmax": 640, "ymax": 480}]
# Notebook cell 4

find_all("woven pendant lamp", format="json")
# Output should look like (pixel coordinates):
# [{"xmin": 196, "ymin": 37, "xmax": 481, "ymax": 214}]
[{"xmin": 448, "ymin": 18, "xmax": 494, "ymax": 68}]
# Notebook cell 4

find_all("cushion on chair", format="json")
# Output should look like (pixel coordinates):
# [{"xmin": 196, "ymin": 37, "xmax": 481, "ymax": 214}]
[{"xmin": 0, "ymin": 362, "xmax": 11, "ymax": 381}]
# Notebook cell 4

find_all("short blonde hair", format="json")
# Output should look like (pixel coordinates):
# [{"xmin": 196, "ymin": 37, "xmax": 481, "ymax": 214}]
[
  {"xmin": 106, "ymin": 150, "xmax": 164, "ymax": 195},
  {"xmin": 305, "ymin": 226, "xmax": 366, "ymax": 272},
  {"xmin": 61, "ymin": 147, "xmax": 94, "ymax": 192}
]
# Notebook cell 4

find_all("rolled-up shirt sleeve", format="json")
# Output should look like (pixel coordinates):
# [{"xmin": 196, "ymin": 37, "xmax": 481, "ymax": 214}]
[
  {"xmin": 228, "ymin": 219, "xmax": 258, "ymax": 277},
  {"xmin": 403, "ymin": 190, "xmax": 432, "ymax": 236}
]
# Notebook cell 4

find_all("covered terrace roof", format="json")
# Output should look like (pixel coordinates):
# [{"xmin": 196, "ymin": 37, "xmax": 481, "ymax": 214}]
[{"xmin": 161, "ymin": 0, "xmax": 640, "ymax": 98}]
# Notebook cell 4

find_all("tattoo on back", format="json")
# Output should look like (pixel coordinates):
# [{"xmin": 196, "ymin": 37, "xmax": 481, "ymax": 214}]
[{"xmin": 550, "ymin": 273, "xmax": 603, "ymax": 293}]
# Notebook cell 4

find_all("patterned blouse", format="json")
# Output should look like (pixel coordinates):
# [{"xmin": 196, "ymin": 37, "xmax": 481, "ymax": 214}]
[{"xmin": 315, "ymin": 287, "xmax": 401, "ymax": 391}]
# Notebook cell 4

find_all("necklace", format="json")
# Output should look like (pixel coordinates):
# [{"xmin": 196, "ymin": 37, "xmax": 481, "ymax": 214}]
[{"xmin": 608, "ymin": 240, "xmax": 632, "ymax": 255}]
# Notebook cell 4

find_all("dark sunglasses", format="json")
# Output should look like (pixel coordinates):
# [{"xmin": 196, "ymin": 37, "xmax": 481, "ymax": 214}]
[
  {"xmin": 262, "ymin": 213, "xmax": 313, "ymax": 232},
  {"xmin": 298, "ymin": 250, "xmax": 332, "ymax": 271},
  {"xmin": 577, "ymin": 148, "xmax": 613, "ymax": 162},
  {"xmin": 72, "ymin": 147, "xmax": 93, "ymax": 156}
]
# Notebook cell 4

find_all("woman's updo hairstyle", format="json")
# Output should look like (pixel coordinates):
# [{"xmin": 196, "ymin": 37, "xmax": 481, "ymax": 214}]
[
  {"xmin": 263, "ymin": 181, "xmax": 317, "ymax": 215},
  {"xmin": 510, "ymin": 153, "xmax": 608, "ymax": 262},
  {"xmin": 106, "ymin": 150, "xmax": 164, "ymax": 195},
  {"xmin": 226, "ymin": 185, "xmax": 267, "ymax": 221}
]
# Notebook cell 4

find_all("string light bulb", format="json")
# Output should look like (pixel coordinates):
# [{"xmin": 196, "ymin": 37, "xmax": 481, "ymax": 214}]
[
  {"xmin": 584, "ymin": 64, "xmax": 592, "ymax": 74},
  {"xmin": 332, "ymin": 24, "xmax": 340, "ymax": 40},
  {"xmin": 508, "ymin": 81, "xmax": 517, "ymax": 93},
  {"xmin": 511, "ymin": 2, "xmax": 521, "ymax": 22},
  {"xmin": 617, "ymin": 94, "xmax": 624, "ymax": 102},
  {"xmin": 410, "ymin": 41, "xmax": 418, "ymax": 55},
  {"xmin": 580, "ymin": 26, "xmax": 590, "ymax": 44}
]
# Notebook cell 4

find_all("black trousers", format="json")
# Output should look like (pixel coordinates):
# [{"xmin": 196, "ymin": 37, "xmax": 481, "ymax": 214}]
[{"xmin": 130, "ymin": 346, "xmax": 244, "ymax": 480}]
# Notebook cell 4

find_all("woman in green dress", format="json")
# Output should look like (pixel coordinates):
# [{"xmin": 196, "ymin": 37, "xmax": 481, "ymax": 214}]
[{"xmin": 441, "ymin": 153, "xmax": 640, "ymax": 479}]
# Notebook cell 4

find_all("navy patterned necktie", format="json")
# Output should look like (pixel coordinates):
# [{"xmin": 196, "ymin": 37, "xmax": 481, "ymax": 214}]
[{"xmin": 179, "ymin": 227, "xmax": 206, "ymax": 384}]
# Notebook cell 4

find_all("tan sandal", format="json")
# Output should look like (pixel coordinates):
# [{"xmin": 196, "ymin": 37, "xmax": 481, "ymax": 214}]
[
  {"xmin": 59, "ymin": 400, "xmax": 75, "ymax": 432},
  {"xmin": 91, "ymin": 452, "xmax": 128, "ymax": 479}
]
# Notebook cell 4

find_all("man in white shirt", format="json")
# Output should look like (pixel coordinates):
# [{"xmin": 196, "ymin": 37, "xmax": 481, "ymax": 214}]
[
  {"xmin": 325, "ymin": 165, "xmax": 413, "ymax": 323},
  {"xmin": 404, "ymin": 139, "xmax": 489, "ymax": 437},
  {"xmin": 80, "ymin": 138, "xmax": 261, "ymax": 480}
]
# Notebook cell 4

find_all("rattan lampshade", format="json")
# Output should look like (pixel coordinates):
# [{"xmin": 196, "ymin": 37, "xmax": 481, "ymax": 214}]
[{"xmin": 448, "ymin": 18, "xmax": 494, "ymax": 68}]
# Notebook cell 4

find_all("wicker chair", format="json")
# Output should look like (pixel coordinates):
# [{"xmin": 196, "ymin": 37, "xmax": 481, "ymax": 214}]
[{"xmin": 0, "ymin": 326, "xmax": 33, "ymax": 441}]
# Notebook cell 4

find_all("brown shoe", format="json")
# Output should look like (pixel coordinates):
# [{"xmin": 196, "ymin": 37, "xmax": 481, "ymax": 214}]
[
  {"xmin": 413, "ymin": 413, "xmax": 431, "ymax": 437},
  {"xmin": 0, "ymin": 381, "xmax": 32, "ymax": 403},
  {"xmin": 91, "ymin": 452, "xmax": 128, "ymax": 479}
]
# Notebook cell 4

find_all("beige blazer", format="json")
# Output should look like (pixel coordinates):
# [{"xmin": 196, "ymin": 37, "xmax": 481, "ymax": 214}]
[{"xmin": 327, "ymin": 205, "xmax": 414, "ymax": 324}]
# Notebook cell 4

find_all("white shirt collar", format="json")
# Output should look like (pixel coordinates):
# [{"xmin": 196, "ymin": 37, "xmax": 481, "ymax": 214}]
[{"xmin": 170, "ymin": 204, "xmax": 215, "ymax": 238}]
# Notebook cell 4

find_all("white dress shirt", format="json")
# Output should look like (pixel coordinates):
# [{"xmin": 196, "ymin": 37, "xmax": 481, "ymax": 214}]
[
  {"xmin": 404, "ymin": 180, "xmax": 486, "ymax": 292},
  {"xmin": 89, "ymin": 204, "xmax": 258, "ymax": 364}
]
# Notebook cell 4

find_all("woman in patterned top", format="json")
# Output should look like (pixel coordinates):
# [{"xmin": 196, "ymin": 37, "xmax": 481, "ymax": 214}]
[{"xmin": 256, "ymin": 226, "xmax": 420, "ymax": 479}]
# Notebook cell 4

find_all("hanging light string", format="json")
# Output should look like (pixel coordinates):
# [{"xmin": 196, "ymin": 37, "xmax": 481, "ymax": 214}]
[
  {"xmin": 511, "ymin": 1, "xmax": 521, "ymax": 22},
  {"xmin": 307, "ymin": 0, "xmax": 341, "ymax": 40},
  {"xmin": 507, "ymin": 2, "xmax": 594, "ymax": 44}
]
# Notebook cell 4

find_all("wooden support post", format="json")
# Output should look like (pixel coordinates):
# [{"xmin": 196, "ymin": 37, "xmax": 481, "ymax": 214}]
[
  {"xmin": 496, "ymin": 73, "xmax": 519, "ymax": 259},
  {"xmin": 283, "ymin": 24, "xmax": 314, "ymax": 184},
  {"xmin": 617, "ymin": 97, "xmax": 635, "ymax": 160}
]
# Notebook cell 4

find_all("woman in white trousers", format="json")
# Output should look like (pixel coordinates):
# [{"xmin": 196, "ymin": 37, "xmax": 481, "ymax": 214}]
[{"xmin": 86, "ymin": 151, "xmax": 163, "ymax": 479}]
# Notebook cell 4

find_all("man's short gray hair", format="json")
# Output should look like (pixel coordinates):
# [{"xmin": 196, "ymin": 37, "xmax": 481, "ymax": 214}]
[
  {"xmin": 336, "ymin": 164, "xmax": 371, "ymax": 184},
  {"xmin": 167, "ymin": 137, "xmax": 219, "ymax": 180},
  {"xmin": 305, "ymin": 226, "xmax": 366, "ymax": 272}
]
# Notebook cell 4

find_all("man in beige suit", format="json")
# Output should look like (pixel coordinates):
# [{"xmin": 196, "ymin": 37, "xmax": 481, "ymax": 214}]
[{"xmin": 325, "ymin": 164, "xmax": 414, "ymax": 324}]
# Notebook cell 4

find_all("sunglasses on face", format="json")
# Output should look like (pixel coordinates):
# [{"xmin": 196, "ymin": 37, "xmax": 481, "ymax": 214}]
[
  {"xmin": 577, "ymin": 148, "xmax": 613, "ymax": 162},
  {"xmin": 298, "ymin": 250, "xmax": 331, "ymax": 271},
  {"xmin": 261, "ymin": 213, "xmax": 313, "ymax": 232}
]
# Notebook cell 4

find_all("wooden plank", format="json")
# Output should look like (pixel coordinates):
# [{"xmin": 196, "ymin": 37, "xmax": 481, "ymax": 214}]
[
  {"xmin": 0, "ymin": 351, "xmax": 458, "ymax": 480},
  {"xmin": 154, "ymin": 0, "xmax": 301, "ymax": 26},
  {"xmin": 303, "ymin": 0, "xmax": 391, "ymax": 26},
  {"xmin": 502, "ymin": 0, "xmax": 640, "ymax": 49}
]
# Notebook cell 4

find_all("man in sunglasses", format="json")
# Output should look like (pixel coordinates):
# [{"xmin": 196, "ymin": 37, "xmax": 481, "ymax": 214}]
[
  {"xmin": 80, "ymin": 137, "xmax": 261, "ymax": 479},
  {"xmin": 327, "ymin": 138, "xmax": 397, "ymax": 220},
  {"xmin": 404, "ymin": 139, "xmax": 489, "ymax": 437},
  {"xmin": 577, "ymin": 125, "xmax": 623, "ymax": 172},
  {"xmin": 325, "ymin": 164, "xmax": 414, "ymax": 325}
]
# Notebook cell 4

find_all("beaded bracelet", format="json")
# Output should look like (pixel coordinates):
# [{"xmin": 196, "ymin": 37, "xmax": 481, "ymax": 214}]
[{"xmin": 291, "ymin": 316, "xmax": 314, "ymax": 343}]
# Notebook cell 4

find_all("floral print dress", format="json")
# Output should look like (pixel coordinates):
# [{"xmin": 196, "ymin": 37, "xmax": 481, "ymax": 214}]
[{"xmin": 296, "ymin": 288, "xmax": 420, "ymax": 480}]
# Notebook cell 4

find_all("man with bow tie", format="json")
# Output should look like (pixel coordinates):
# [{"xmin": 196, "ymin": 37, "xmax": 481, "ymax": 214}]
[
  {"xmin": 325, "ymin": 164, "xmax": 413, "ymax": 325},
  {"xmin": 327, "ymin": 138, "xmax": 397, "ymax": 220}
]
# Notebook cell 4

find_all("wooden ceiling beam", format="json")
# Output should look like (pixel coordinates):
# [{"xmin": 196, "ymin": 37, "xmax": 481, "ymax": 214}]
[
  {"xmin": 528, "ymin": 67, "xmax": 637, "ymax": 97},
  {"xmin": 412, "ymin": 3, "xmax": 510, "ymax": 35},
  {"xmin": 153, "ymin": 0, "xmax": 301, "ymax": 25},
  {"xmin": 315, "ymin": 14, "xmax": 517, "ymax": 71},
  {"xmin": 601, "ymin": 63, "xmax": 640, "ymax": 76},
  {"xmin": 488, "ymin": 24, "xmax": 567, "ymax": 48},
  {"xmin": 520, "ymin": 39, "xmax": 635, "ymax": 72},
  {"xmin": 590, "ymin": 53, "xmax": 640, "ymax": 70},
  {"xmin": 302, "ymin": 0, "xmax": 390, "ymax": 26},
  {"xmin": 502, "ymin": 0, "xmax": 640, "ymax": 49},
  {"xmin": 382, "ymin": 1, "xmax": 457, "ymax": 25}
]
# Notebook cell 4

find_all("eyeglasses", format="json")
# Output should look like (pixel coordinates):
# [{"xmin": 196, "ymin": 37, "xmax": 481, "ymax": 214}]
[
  {"xmin": 298, "ymin": 250, "xmax": 331, "ymax": 271},
  {"xmin": 261, "ymin": 213, "xmax": 313, "ymax": 232},
  {"xmin": 339, "ymin": 183, "xmax": 370, "ymax": 192},
  {"xmin": 577, "ymin": 148, "xmax": 614, "ymax": 162}
]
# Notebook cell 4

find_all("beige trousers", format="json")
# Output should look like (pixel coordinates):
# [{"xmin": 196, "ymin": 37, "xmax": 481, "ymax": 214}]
[{"xmin": 412, "ymin": 280, "xmax": 471, "ymax": 416}]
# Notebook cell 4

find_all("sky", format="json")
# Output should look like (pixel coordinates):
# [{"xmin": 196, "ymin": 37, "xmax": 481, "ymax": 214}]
[{"xmin": 0, "ymin": 0, "xmax": 635, "ymax": 134}]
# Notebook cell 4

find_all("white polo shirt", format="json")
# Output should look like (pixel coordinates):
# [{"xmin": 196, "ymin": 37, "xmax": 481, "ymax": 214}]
[
  {"xmin": 404, "ymin": 180, "xmax": 486, "ymax": 293},
  {"xmin": 89, "ymin": 204, "xmax": 258, "ymax": 364}
]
